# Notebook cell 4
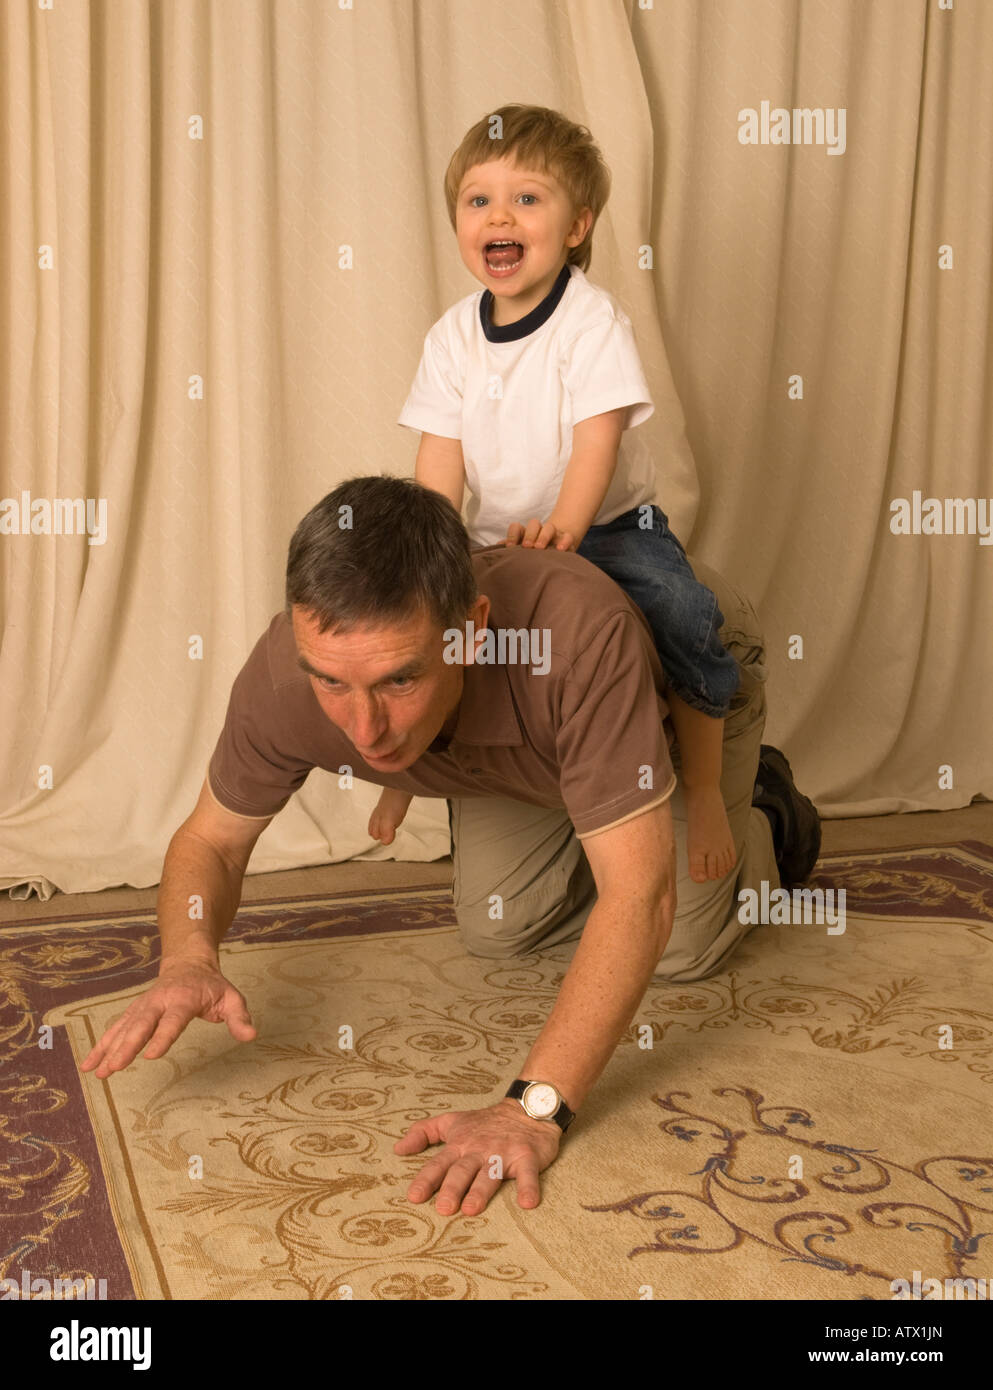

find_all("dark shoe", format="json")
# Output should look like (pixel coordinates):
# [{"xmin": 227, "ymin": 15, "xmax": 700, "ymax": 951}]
[{"xmin": 752, "ymin": 745, "xmax": 821, "ymax": 886}]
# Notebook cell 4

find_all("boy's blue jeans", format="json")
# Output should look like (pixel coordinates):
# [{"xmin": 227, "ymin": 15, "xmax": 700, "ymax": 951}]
[{"xmin": 576, "ymin": 504, "xmax": 739, "ymax": 717}]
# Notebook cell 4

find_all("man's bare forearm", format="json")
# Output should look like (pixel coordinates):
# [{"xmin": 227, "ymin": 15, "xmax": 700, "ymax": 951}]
[
  {"xmin": 512, "ymin": 889, "xmax": 673, "ymax": 1113},
  {"xmin": 156, "ymin": 829, "xmax": 246, "ymax": 969}
]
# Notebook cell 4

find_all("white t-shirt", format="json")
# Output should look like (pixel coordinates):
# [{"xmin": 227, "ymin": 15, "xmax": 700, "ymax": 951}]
[{"xmin": 398, "ymin": 265, "xmax": 657, "ymax": 547}]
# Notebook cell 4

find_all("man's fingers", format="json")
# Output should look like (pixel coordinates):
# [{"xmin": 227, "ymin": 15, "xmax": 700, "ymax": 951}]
[
  {"xmin": 223, "ymin": 998, "xmax": 257, "ymax": 1042},
  {"xmin": 395, "ymin": 1115, "xmax": 458, "ymax": 1201},
  {"xmin": 511, "ymin": 1157, "xmax": 542, "ymax": 1209},
  {"xmin": 80, "ymin": 1012, "xmax": 130, "ymax": 1071},
  {"xmin": 393, "ymin": 1114, "xmax": 447, "ymax": 1154},
  {"xmin": 433, "ymin": 1155, "xmax": 485, "ymax": 1214},
  {"xmin": 79, "ymin": 1039, "xmax": 112, "ymax": 1073},
  {"xmin": 79, "ymin": 970, "xmax": 256, "ymax": 1080},
  {"xmin": 393, "ymin": 1122, "xmax": 428, "ymax": 1155},
  {"xmin": 83, "ymin": 997, "xmax": 255, "ymax": 1077},
  {"xmin": 90, "ymin": 1005, "xmax": 168, "ymax": 1077},
  {"xmin": 405, "ymin": 1146, "xmax": 544, "ymax": 1214},
  {"xmin": 139, "ymin": 1005, "xmax": 200, "ymax": 1060},
  {"xmin": 80, "ymin": 1037, "xmax": 120, "ymax": 1074},
  {"xmin": 404, "ymin": 1149, "xmax": 461, "ymax": 1203},
  {"xmin": 458, "ymin": 1164, "xmax": 504, "ymax": 1215}
]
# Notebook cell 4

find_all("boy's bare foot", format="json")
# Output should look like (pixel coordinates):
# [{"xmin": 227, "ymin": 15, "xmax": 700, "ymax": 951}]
[
  {"xmin": 686, "ymin": 784, "xmax": 736, "ymax": 882},
  {"xmin": 368, "ymin": 790, "xmax": 412, "ymax": 846}
]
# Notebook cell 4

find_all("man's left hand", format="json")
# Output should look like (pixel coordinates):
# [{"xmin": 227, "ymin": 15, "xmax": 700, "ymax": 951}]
[
  {"xmin": 394, "ymin": 1098, "xmax": 562, "ymax": 1215},
  {"xmin": 501, "ymin": 519, "xmax": 578, "ymax": 551}
]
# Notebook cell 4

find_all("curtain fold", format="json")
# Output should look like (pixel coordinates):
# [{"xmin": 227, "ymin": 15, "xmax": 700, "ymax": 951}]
[{"xmin": 1, "ymin": 0, "xmax": 989, "ymax": 897}]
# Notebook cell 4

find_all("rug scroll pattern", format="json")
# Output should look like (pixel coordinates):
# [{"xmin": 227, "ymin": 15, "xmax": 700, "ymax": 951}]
[{"xmin": 1, "ymin": 842, "xmax": 991, "ymax": 1299}]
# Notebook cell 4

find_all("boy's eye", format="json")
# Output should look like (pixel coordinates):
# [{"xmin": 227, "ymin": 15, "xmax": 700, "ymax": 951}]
[{"xmin": 468, "ymin": 193, "xmax": 538, "ymax": 207}]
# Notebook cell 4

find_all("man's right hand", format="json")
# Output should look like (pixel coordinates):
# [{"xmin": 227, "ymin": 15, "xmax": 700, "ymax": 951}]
[{"xmin": 79, "ymin": 957, "xmax": 257, "ymax": 1078}]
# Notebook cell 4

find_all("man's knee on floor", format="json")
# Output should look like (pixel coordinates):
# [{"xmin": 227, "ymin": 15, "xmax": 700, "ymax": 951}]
[{"xmin": 453, "ymin": 894, "xmax": 545, "ymax": 960}]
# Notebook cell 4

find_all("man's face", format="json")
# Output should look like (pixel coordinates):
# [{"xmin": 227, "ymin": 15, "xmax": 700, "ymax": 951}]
[
  {"xmin": 291, "ymin": 598, "xmax": 488, "ymax": 771},
  {"xmin": 455, "ymin": 157, "xmax": 592, "ymax": 320}
]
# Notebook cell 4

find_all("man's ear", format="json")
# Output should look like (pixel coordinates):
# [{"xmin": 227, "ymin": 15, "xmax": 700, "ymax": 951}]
[{"xmin": 465, "ymin": 593, "xmax": 490, "ymax": 665}]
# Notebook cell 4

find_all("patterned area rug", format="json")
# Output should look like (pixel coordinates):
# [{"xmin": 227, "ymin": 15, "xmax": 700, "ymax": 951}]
[{"xmin": 2, "ymin": 842, "xmax": 992, "ymax": 1301}]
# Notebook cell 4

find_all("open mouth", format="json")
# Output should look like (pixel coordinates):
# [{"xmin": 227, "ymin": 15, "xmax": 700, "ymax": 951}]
[{"xmin": 484, "ymin": 240, "xmax": 525, "ymax": 275}]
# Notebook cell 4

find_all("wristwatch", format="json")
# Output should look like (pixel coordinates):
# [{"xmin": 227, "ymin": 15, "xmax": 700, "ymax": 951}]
[{"xmin": 505, "ymin": 1079, "xmax": 576, "ymax": 1133}]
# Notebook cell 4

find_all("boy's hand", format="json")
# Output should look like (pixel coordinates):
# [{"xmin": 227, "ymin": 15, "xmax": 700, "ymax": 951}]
[{"xmin": 501, "ymin": 519, "xmax": 578, "ymax": 551}]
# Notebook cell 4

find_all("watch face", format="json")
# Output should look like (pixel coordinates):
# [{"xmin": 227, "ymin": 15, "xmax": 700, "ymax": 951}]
[{"xmin": 524, "ymin": 1082, "xmax": 558, "ymax": 1118}]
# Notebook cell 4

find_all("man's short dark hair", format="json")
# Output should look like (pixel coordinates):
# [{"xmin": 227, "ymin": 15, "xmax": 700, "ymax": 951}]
[{"xmin": 285, "ymin": 476, "xmax": 477, "ymax": 633}]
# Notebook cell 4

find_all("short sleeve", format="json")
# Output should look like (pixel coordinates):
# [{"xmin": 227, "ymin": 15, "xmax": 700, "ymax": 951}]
[
  {"xmin": 562, "ymin": 313, "xmax": 654, "ymax": 430},
  {"xmin": 397, "ymin": 329, "xmax": 464, "ymax": 440},
  {"xmin": 556, "ymin": 610, "xmax": 675, "ymax": 838},
  {"xmin": 207, "ymin": 630, "xmax": 316, "ymax": 818}
]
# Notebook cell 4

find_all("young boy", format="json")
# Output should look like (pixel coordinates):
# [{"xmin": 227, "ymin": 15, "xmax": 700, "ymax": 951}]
[{"xmin": 375, "ymin": 104, "xmax": 740, "ymax": 884}]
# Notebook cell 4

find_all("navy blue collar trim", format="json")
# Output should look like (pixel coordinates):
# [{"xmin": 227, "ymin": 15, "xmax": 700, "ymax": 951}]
[{"xmin": 480, "ymin": 263, "xmax": 572, "ymax": 343}]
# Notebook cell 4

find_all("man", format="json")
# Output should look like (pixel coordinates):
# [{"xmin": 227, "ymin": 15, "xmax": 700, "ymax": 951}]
[{"xmin": 81, "ymin": 476, "xmax": 819, "ymax": 1219}]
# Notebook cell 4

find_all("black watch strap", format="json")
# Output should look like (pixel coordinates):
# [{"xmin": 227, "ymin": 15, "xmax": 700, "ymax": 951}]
[{"xmin": 505, "ymin": 1079, "xmax": 575, "ymax": 1132}]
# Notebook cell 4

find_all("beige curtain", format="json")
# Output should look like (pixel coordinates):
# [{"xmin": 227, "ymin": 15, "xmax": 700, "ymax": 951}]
[{"xmin": 1, "ymin": 0, "xmax": 990, "ymax": 899}]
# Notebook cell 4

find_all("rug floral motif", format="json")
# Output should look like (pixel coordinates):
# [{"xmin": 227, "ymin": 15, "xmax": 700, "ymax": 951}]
[{"xmin": 1, "ymin": 842, "xmax": 991, "ymax": 1300}]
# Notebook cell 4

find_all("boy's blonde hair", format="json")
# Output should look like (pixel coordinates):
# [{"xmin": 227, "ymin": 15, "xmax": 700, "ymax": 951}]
[{"xmin": 444, "ymin": 105, "xmax": 611, "ymax": 273}]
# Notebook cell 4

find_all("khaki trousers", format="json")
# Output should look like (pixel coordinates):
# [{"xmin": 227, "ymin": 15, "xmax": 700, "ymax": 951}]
[{"xmin": 446, "ymin": 561, "xmax": 779, "ymax": 982}]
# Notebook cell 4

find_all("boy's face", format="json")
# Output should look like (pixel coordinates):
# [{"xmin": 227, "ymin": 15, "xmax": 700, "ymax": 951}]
[{"xmin": 455, "ymin": 157, "xmax": 592, "ymax": 324}]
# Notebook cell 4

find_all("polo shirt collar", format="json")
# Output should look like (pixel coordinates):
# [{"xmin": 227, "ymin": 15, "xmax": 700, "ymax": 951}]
[{"xmin": 438, "ymin": 656, "xmax": 523, "ymax": 749}]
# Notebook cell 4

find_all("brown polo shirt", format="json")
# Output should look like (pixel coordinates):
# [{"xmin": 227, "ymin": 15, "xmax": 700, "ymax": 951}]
[{"xmin": 207, "ymin": 544, "xmax": 676, "ymax": 839}]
